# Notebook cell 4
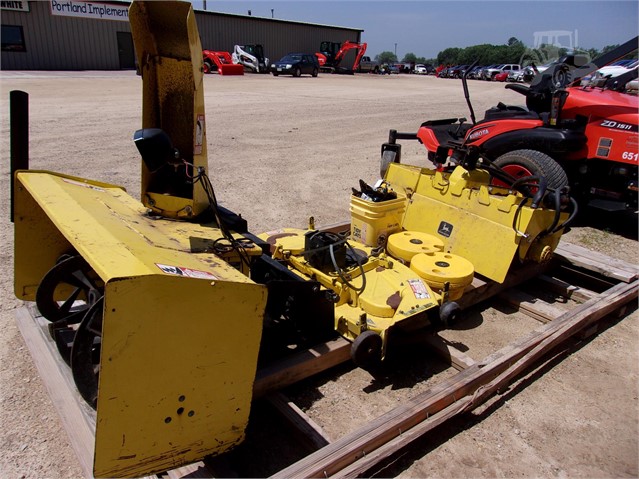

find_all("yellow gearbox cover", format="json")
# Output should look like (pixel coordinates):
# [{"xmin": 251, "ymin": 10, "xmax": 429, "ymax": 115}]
[
  {"xmin": 387, "ymin": 231, "xmax": 444, "ymax": 262},
  {"xmin": 257, "ymin": 228, "xmax": 308, "ymax": 256},
  {"xmin": 410, "ymin": 251, "xmax": 474, "ymax": 288}
]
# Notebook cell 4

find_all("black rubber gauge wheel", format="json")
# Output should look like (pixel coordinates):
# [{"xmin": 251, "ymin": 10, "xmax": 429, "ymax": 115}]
[
  {"xmin": 350, "ymin": 330, "xmax": 383, "ymax": 370},
  {"xmin": 439, "ymin": 301, "xmax": 462, "ymax": 327}
]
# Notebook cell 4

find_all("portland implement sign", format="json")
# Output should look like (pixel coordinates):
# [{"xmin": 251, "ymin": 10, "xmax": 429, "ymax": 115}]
[{"xmin": 50, "ymin": 0, "xmax": 128, "ymax": 21}]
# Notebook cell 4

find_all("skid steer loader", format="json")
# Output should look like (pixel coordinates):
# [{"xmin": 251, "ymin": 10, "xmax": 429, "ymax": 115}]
[{"xmin": 10, "ymin": 1, "xmax": 574, "ymax": 477}]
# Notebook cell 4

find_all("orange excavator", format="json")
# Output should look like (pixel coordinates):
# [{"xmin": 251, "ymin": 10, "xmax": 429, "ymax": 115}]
[{"xmin": 316, "ymin": 40, "xmax": 367, "ymax": 74}]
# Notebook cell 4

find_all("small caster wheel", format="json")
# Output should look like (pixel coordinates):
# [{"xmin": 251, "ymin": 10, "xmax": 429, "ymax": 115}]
[
  {"xmin": 350, "ymin": 330, "xmax": 382, "ymax": 370},
  {"xmin": 439, "ymin": 301, "xmax": 461, "ymax": 327}
]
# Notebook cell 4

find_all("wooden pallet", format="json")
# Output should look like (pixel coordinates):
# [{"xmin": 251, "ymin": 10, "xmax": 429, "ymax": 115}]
[{"xmin": 14, "ymin": 241, "xmax": 638, "ymax": 478}]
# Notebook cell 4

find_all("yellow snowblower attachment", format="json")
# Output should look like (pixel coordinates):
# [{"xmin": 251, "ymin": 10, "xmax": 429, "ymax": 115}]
[{"xmin": 13, "ymin": 2, "xmax": 267, "ymax": 477}]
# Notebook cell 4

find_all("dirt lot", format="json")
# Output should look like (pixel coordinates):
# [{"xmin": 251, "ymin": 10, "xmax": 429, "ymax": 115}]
[{"xmin": 0, "ymin": 71, "xmax": 637, "ymax": 478}]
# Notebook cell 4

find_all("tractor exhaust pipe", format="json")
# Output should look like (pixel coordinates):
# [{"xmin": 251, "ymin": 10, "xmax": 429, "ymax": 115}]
[{"xmin": 10, "ymin": 90, "xmax": 29, "ymax": 223}]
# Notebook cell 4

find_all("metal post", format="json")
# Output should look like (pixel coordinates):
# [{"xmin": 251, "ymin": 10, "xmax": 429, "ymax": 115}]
[{"xmin": 10, "ymin": 90, "xmax": 29, "ymax": 223}]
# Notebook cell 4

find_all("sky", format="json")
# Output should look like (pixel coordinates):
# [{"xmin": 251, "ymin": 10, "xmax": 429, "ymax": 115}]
[{"xmin": 192, "ymin": 1, "xmax": 638, "ymax": 60}]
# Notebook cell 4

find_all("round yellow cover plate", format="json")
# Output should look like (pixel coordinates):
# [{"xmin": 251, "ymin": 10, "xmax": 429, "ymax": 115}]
[{"xmin": 387, "ymin": 231, "xmax": 444, "ymax": 262}]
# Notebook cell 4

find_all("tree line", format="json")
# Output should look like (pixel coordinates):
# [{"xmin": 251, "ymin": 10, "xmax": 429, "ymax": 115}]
[{"xmin": 374, "ymin": 37, "xmax": 629, "ymax": 67}]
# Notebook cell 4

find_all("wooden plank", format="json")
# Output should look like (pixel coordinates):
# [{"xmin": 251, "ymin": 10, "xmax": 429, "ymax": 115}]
[
  {"xmin": 535, "ymin": 274, "xmax": 598, "ymax": 303},
  {"xmin": 253, "ymin": 338, "xmax": 352, "ymax": 398},
  {"xmin": 555, "ymin": 242, "xmax": 639, "ymax": 283},
  {"xmin": 14, "ymin": 308, "xmax": 96, "ymax": 479},
  {"xmin": 266, "ymin": 392, "xmax": 331, "ymax": 450},
  {"xmin": 498, "ymin": 288, "xmax": 564, "ymax": 323},
  {"xmin": 456, "ymin": 260, "xmax": 551, "ymax": 309},
  {"xmin": 165, "ymin": 462, "xmax": 215, "ymax": 479},
  {"xmin": 271, "ymin": 280, "xmax": 638, "ymax": 479},
  {"xmin": 335, "ymin": 279, "xmax": 636, "ymax": 478}
]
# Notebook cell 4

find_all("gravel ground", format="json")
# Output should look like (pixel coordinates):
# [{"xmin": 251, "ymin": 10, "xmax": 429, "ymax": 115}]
[{"xmin": 0, "ymin": 71, "xmax": 637, "ymax": 478}]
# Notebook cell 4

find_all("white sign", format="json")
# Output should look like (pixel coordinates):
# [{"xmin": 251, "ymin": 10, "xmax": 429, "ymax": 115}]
[
  {"xmin": 50, "ymin": 0, "xmax": 128, "ymax": 22},
  {"xmin": 1, "ymin": 0, "xmax": 30, "ymax": 12}
]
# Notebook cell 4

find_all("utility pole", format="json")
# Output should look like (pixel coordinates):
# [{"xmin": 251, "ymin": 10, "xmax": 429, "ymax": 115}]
[{"xmin": 394, "ymin": 43, "xmax": 397, "ymax": 58}]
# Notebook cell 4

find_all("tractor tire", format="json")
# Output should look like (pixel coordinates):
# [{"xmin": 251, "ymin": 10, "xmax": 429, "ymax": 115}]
[
  {"xmin": 203, "ymin": 60, "xmax": 213, "ymax": 74},
  {"xmin": 350, "ymin": 330, "xmax": 382, "ymax": 370},
  {"xmin": 272, "ymin": 72, "xmax": 279, "ymax": 76},
  {"xmin": 492, "ymin": 149, "xmax": 568, "ymax": 191},
  {"xmin": 294, "ymin": 67, "xmax": 301, "ymax": 77},
  {"xmin": 312, "ymin": 67, "xmax": 318, "ymax": 77}
]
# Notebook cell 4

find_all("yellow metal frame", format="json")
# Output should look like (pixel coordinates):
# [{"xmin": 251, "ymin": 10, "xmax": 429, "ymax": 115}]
[
  {"xmin": 259, "ymin": 229, "xmax": 441, "ymax": 357},
  {"xmin": 385, "ymin": 163, "xmax": 566, "ymax": 283}
]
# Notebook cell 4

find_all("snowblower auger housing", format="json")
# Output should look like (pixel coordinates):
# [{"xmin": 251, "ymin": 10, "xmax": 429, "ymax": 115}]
[{"xmin": 13, "ymin": 2, "xmax": 267, "ymax": 477}]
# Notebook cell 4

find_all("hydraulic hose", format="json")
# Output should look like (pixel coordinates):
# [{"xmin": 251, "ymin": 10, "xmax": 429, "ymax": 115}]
[
  {"xmin": 510, "ymin": 175, "xmax": 547, "ymax": 208},
  {"xmin": 330, "ymin": 242, "xmax": 367, "ymax": 295},
  {"xmin": 551, "ymin": 196, "xmax": 579, "ymax": 234}
]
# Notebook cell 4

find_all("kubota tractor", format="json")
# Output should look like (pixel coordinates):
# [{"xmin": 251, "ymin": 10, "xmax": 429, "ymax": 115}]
[{"xmin": 382, "ymin": 39, "xmax": 639, "ymax": 212}]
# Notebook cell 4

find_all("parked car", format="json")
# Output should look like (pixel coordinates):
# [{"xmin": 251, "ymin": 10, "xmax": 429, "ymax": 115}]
[
  {"xmin": 448, "ymin": 64, "xmax": 469, "ymax": 78},
  {"xmin": 466, "ymin": 65, "xmax": 484, "ymax": 79},
  {"xmin": 507, "ymin": 69, "xmax": 525, "ymax": 82},
  {"xmin": 522, "ymin": 62, "xmax": 553, "ymax": 82},
  {"xmin": 482, "ymin": 64, "xmax": 521, "ymax": 80},
  {"xmin": 423, "ymin": 63, "xmax": 436, "ymax": 74},
  {"xmin": 581, "ymin": 59, "xmax": 639, "ymax": 85},
  {"xmin": 494, "ymin": 71, "xmax": 509, "ymax": 82},
  {"xmin": 414, "ymin": 64, "xmax": 428, "ymax": 74},
  {"xmin": 271, "ymin": 53, "xmax": 319, "ymax": 77},
  {"xmin": 479, "ymin": 64, "xmax": 498, "ymax": 80}
]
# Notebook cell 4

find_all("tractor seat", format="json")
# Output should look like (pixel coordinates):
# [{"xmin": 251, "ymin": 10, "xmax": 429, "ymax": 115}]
[{"xmin": 481, "ymin": 102, "xmax": 539, "ymax": 122}]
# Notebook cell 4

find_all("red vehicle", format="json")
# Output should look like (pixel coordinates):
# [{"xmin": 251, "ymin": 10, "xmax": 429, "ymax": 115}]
[
  {"xmin": 316, "ymin": 40, "xmax": 367, "ymax": 74},
  {"xmin": 381, "ymin": 38, "xmax": 639, "ymax": 212},
  {"xmin": 202, "ymin": 50, "xmax": 244, "ymax": 75},
  {"xmin": 494, "ymin": 71, "xmax": 509, "ymax": 82}
]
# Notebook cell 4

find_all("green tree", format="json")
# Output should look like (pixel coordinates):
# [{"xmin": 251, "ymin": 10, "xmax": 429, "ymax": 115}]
[
  {"xmin": 437, "ymin": 47, "xmax": 461, "ymax": 66},
  {"xmin": 375, "ymin": 51, "xmax": 397, "ymax": 64},
  {"xmin": 402, "ymin": 52, "xmax": 417, "ymax": 63}
]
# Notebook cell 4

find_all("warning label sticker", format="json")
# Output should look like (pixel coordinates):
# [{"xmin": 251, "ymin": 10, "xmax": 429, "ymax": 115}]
[
  {"xmin": 156, "ymin": 263, "xmax": 217, "ymax": 280},
  {"xmin": 408, "ymin": 278, "xmax": 430, "ymax": 299},
  {"xmin": 194, "ymin": 114, "xmax": 205, "ymax": 155}
]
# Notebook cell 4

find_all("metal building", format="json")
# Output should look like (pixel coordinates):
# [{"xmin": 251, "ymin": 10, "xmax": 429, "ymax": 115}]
[{"xmin": 1, "ymin": 0, "xmax": 363, "ymax": 70}]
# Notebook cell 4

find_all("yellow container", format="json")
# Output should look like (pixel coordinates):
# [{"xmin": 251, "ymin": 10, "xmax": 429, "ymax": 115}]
[{"xmin": 350, "ymin": 195, "xmax": 406, "ymax": 247}]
